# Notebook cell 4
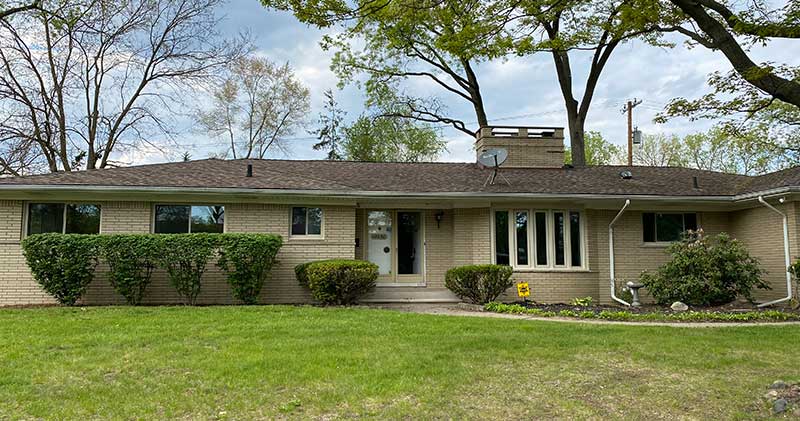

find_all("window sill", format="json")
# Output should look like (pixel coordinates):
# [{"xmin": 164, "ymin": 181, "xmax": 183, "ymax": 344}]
[
  {"xmin": 376, "ymin": 282, "xmax": 427, "ymax": 288},
  {"xmin": 510, "ymin": 268, "xmax": 592, "ymax": 273},
  {"xmin": 288, "ymin": 236, "xmax": 325, "ymax": 242},
  {"xmin": 641, "ymin": 242, "xmax": 671, "ymax": 248}
]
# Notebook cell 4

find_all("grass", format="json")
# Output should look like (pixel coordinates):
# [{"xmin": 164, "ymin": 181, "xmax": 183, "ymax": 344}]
[{"xmin": 1, "ymin": 306, "xmax": 799, "ymax": 420}]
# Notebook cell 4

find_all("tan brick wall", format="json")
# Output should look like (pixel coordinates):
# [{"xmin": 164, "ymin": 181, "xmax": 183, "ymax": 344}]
[
  {"xmin": 2, "ymin": 201, "xmax": 355, "ymax": 306},
  {"xmin": 729, "ymin": 204, "xmax": 796, "ymax": 302},
  {"xmin": 2, "ymin": 196, "xmax": 795, "ymax": 306},
  {"xmin": 0, "ymin": 200, "xmax": 53, "ymax": 305}
]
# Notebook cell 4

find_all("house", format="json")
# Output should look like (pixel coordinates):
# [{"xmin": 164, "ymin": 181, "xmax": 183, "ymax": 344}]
[{"xmin": 0, "ymin": 125, "xmax": 797, "ymax": 306}]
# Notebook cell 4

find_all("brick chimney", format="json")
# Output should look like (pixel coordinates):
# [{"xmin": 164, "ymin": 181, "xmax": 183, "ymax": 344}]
[{"xmin": 475, "ymin": 126, "xmax": 565, "ymax": 168}]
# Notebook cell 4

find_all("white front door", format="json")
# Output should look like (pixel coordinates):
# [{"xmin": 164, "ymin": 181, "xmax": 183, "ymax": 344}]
[{"xmin": 366, "ymin": 210, "xmax": 425, "ymax": 284}]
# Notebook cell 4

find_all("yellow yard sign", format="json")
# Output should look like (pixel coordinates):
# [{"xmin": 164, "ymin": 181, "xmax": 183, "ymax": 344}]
[{"xmin": 516, "ymin": 282, "xmax": 530, "ymax": 298}]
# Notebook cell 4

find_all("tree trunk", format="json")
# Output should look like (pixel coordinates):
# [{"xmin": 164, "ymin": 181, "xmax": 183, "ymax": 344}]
[{"xmin": 567, "ymin": 109, "xmax": 585, "ymax": 167}]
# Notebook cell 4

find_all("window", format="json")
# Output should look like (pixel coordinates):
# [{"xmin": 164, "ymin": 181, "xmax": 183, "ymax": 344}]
[
  {"xmin": 291, "ymin": 207, "xmax": 323, "ymax": 236},
  {"xmin": 642, "ymin": 212, "xmax": 698, "ymax": 243},
  {"xmin": 535, "ymin": 212, "xmax": 548, "ymax": 266},
  {"xmin": 553, "ymin": 211, "xmax": 565, "ymax": 266},
  {"xmin": 27, "ymin": 203, "xmax": 101, "ymax": 235},
  {"xmin": 494, "ymin": 211, "xmax": 510, "ymax": 265},
  {"xmin": 494, "ymin": 209, "xmax": 584, "ymax": 269},
  {"xmin": 154, "ymin": 205, "xmax": 224, "ymax": 234},
  {"xmin": 515, "ymin": 211, "xmax": 529, "ymax": 266}
]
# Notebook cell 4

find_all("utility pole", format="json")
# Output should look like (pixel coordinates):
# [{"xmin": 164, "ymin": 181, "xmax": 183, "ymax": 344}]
[{"xmin": 622, "ymin": 98, "xmax": 642, "ymax": 166}]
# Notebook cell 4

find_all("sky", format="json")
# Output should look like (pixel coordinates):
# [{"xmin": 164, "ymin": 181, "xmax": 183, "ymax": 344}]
[{"xmin": 124, "ymin": 0, "xmax": 799, "ymax": 165}]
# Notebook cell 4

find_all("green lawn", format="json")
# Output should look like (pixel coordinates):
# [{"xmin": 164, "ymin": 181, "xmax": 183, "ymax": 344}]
[{"xmin": 1, "ymin": 306, "xmax": 798, "ymax": 420}]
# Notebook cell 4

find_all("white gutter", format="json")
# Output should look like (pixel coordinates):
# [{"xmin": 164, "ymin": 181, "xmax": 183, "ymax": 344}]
[
  {"xmin": 609, "ymin": 199, "xmax": 631, "ymax": 306},
  {"xmin": 0, "ymin": 184, "xmax": 740, "ymax": 202},
  {"xmin": 757, "ymin": 196, "xmax": 794, "ymax": 307}
]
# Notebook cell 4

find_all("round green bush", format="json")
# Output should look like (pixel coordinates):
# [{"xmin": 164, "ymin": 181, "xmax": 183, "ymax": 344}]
[
  {"xmin": 640, "ymin": 231, "xmax": 768, "ymax": 306},
  {"xmin": 155, "ymin": 233, "xmax": 220, "ymax": 305},
  {"xmin": 445, "ymin": 264, "xmax": 514, "ymax": 304},
  {"xmin": 299, "ymin": 259, "xmax": 378, "ymax": 305},
  {"xmin": 21, "ymin": 234, "xmax": 100, "ymax": 305}
]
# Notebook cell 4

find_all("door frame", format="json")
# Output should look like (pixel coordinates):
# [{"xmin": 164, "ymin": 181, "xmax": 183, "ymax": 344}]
[{"xmin": 364, "ymin": 209, "xmax": 426, "ymax": 286}]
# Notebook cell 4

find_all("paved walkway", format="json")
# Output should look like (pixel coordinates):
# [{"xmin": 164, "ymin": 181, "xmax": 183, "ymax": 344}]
[{"xmin": 367, "ymin": 303, "xmax": 800, "ymax": 328}]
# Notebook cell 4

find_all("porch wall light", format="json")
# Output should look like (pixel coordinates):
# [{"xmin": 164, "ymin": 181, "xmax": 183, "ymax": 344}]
[{"xmin": 435, "ymin": 211, "xmax": 445, "ymax": 228}]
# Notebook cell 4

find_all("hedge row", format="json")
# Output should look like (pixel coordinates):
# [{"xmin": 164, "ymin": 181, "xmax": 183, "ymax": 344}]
[
  {"xmin": 484, "ymin": 302, "xmax": 800, "ymax": 323},
  {"xmin": 21, "ymin": 233, "xmax": 282, "ymax": 306}
]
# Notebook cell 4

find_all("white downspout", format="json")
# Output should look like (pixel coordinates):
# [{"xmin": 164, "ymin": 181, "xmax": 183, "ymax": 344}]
[
  {"xmin": 757, "ymin": 196, "xmax": 793, "ymax": 307},
  {"xmin": 609, "ymin": 199, "xmax": 631, "ymax": 306}
]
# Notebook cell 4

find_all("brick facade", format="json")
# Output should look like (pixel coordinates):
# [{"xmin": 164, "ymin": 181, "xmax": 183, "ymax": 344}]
[{"xmin": 0, "ymin": 198, "xmax": 795, "ymax": 306}]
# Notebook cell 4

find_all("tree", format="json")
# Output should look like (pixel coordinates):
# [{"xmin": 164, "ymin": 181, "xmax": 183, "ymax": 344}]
[
  {"xmin": 196, "ymin": 56, "xmax": 309, "ymax": 159},
  {"xmin": 0, "ymin": 0, "xmax": 40, "ymax": 19},
  {"xmin": 0, "ymin": 0, "xmax": 246, "ymax": 175},
  {"xmin": 564, "ymin": 131, "xmax": 623, "ymax": 165},
  {"xmin": 633, "ymin": 133, "xmax": 687, "ymax": 167},
  {"xmin": 312, "ymin": 89, "xmax": 345, "ymax": 160},
  {"xmin": 263, "ymin": 0, "xmax": 529, "ymax": 138},
  {"xmin": 518, "ymin": 0, "xmax": 677, "ymax": 166},
  {"xmin": 343, "ymin": 115, "xmax": 445, "ymax": 162},
  {"xmin": 664, "ymin": 0, "xmax": 800, "ymax": 109},
  {"xmin": 683, "ymin": 124, "xmax": 793, "ymax": 175}
]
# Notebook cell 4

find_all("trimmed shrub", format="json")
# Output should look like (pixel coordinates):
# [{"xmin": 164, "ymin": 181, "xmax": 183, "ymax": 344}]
[
  {"xmin": 445, "ymin": 264, "xmax": 514, "ymax": 304},
  {"xmin": 21, "ymin": 234, "xmax": 100, "ymax": 305},
  {"xmin": 301, "ymin": 259, "xmax": 378, "ymax": 305},
  {"xmin": 294, "ymin": 261, "xmax": 313, "ymax": 287},
  {"xmin": 98, "ymin": 235, "xmax": 161, "ymax": 305},
  {"xmin": 156, "ymin": 233, "xmax": 219, "ymax": 305},
  {"xmin": 640, "ymin": 230, "xmax": 768, "ymax": 306},
  {"xmin": 217, "ymin": 234, "xmax": 283, "ymax": 304}
]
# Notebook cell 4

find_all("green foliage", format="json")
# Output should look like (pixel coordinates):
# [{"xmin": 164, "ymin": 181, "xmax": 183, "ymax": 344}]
[
  {"xmin": 21, "ymin": 234, "xmax": 99, "ymax": 305},
  {"xmin": 564, "ymin": 131, "xmax": 622, "ymax": 165},
  {"xmin": 156, "ymin": 234, "xmax": 219, "ymax": 305},
  {"xmin": 445, "ymin": 264, "xmax": 514, "ymax": 304},
  {"xmin": 633, "ymin": 133, "xmax": 688, "ymax": 167},
  {"xmin": 484, "ymin": 302, "xmax": 800, "ymax": 323},
  {"xmin": 301, "ymin": 259, "xmax": 378, "ymax": 305},
  {"xmin": 294, "ymin": 261, "xmax": 312, "ymax": 287},
  {"xmin": 98, "ymin": 235, "xmax": 161, "ymax": 305},
  {"xmin": 343, "ymin": 115, "xmax": 446, "ymax": 162},
  {"xmin": 640, "ymin": 231, "xmax": 768, "ymax": 306},
  {"xmin": 570, "ymin": 296, "xmax": 594, "ymax": 307},
  {"xmin": 311, "ymin": 89, "xmax": 345, "ymax": 160},
  {"xmin": 217, "ymin": 234, "xmax": 283, "ymax": 304}
]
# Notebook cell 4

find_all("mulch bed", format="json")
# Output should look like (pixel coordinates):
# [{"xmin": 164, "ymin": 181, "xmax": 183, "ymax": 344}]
[{"xmin": 512, "ymin": 300, "xmax": 800, "ymax": 316}]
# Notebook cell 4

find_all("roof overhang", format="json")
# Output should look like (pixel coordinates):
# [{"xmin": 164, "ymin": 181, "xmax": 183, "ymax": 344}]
[{"xmin": 0, "ymin": 184, "xmax": 797, "ymax": 210}]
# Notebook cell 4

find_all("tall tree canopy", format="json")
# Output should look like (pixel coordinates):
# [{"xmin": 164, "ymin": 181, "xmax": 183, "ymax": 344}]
[
  {"xmin": 564, "ymin": 131, "xmax": 623, "ymax": 165},
  {"xmin": 196, "ymin": 56, "xmax": 310, "ymax": 159},
  {"xmin": 0, "ymin": 0, "xmax": 246, "ymax": 175}
]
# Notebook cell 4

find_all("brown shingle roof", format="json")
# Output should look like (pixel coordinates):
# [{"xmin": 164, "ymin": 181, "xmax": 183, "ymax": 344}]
[{"xmin": 0, "ymin": 158, "xmax": 788, "ymax": 197}]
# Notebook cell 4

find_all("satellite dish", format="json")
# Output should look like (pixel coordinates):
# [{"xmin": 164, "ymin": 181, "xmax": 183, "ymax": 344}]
[
  {"xmin": 478, "ymin": 148, "xmax": 508, "ymax": 168},
  {"xmin": 479, "ymin": 148, "xmax": 511, "ymax": 187}
]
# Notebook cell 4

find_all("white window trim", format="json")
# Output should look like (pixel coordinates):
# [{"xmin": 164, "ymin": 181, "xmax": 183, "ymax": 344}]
[
  {"xmin": 152, "ymin": 204, "xmax": 226, "ymax": 234},
  {"xmin": 289, "ymin": 206, "xmax": 325, "ymax": 239},
  {"xmin": 24, "ymin": 202, "xmax": 103, "ymax": 236},
  {"xmin": 492, "ymin": 208, "xmax": 588, "ymax": 271}
]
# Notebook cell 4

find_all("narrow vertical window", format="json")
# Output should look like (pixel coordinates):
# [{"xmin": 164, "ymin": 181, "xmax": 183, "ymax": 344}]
[
  {"xmin": 515, "ymin": 211, "xmax": 529, "ymax": 266},
  {"xmin": 535, "ymin": 212, "xmax": 548, "ymax": 266},
  {"xmin": 569, "ymin": 212, "xmax": 582, "ymax": 267},
  {"xmin": 494, "ymin": 211, "xmax": 510, "ymax": 265},
  {"xmin": 553, "ymin": 211, "xmax": 565, "ymax": 266}
]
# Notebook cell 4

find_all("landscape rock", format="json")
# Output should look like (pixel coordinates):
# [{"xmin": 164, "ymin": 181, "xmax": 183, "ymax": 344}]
[
  {"xmin": 770, "ymin": 380, "xmax": 789, "ymax": 390},
  {"xmin": 765, "ymin": 390, "xmax": 780, "ymax": 400},
  {"xmin": 670, "ymin": 301, "xmax": 689, "ymax": 312},
  {"xmin": 773, "ymin": 398, "xmax": 789, "ymax": 414}
]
